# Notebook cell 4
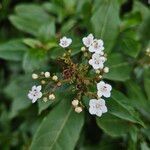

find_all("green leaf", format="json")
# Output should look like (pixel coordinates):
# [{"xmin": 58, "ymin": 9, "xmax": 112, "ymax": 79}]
[
  {"xmin": 30, "ymin": 98, "xmax": 84, "ymax": 150},
  {"xmin": 91, "ymin": 0, "xmax": 120, "ymax": 52},
  {"xmin": 108, "ymin": 90, "xmax": 144, "ymax": 126},
  {"xmin": 126, "ymin": 81, "xmax": 150, "ymax": 120},
  {"xmin": 144, "ymin": 69, "xmax": 150, "ymax": 101},
  {"xmin": 118, "ymin": 30, "xmax": 141, "ymax": 58},
  {"xmin": 38, "ymin": 21, "xmax": 56, "ymax": 42},
  {"xmin": 97, "ymin": 113, "xmax": 134, "ymax": 137},
  {"xmin": 140, "ymin": 142, "xmax": 150, "ymax": 150},
  {"xmin": 38, "ymin": 84, "xmax": 70, "ymax": 114},
  {"xmin": 23, "ymin": 38, "xmax": 42, "ymax": 49},
  {"xmin": 0, "ymin": 40, "xmax": 27, "ymax": 61},
  {"xmin": 133, "ymin": 1, "xmax": 150, "ymax": 46},
  {"xmin": 23, "ymin": 49, "xmax": 47, "ymax": 72},
  {"xmin": 9, "ymin": 4, "xmax": 51, "ymax": 36},
  {"xmin": 104, "ymin": 53, "xmax": 131, "ymax": 81},
  {"xmin": 4, "ymin": 75, "xmax": 33, "ymax": 118}
]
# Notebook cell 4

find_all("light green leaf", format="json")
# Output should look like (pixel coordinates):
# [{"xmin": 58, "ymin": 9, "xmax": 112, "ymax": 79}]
[
  {"xmin": 9, "ymin": 4, "xmax": 51, "ymax": 36},
  {"xmin": 141, "ymin": 142, "xmax": 150, "ymax": 150},
  {"xmin": 104, "ymin": 53, "xmax": 131, "ymax": 81},
  {"xmin": 38, "ymin": 21, "xmax": 56, "ymax": 42},
  {"xmin": 23, "ymin": 38, "xmax": 42, "ymax": 49},
  {"xmin": 91, "ymin": 0, "xmax": 120, "ymax": 52},
  {"xmin": 23, "ymin": 49, "xmax": 47, "ymax": 72},
  {"xmin": 0, "ymin": 40, "xmax": 27, "ymax": 61},
  {"xmin": 30, "ymin": 98, "xmax": 84, "ymax": 150}
]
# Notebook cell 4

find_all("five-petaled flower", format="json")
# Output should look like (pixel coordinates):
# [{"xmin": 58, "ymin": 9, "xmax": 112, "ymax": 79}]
[
  {"xmin": 89, "ymin": 39, "xmax": 104, "ymax": 54},
  {"xmin": 82, "ymin": 33, "xmax": 94, "ymax": 47},
  {"xmin": 97, "ymin": 81, "xmax": 112, "ymax": 98},
  {"xmin": 59, "ymin": 36, "xmax": 72, "ymax": 48},
  {"xmin": 89, "ymin": 99, "xmax": 107, "ymax": 117},
  {"xmin": 89, "ymin": 53, "xmax": 106, "ymax": 70},
  {"xmin": 28, "ymin": 85, "xmax": 42, "ymax": 103}
]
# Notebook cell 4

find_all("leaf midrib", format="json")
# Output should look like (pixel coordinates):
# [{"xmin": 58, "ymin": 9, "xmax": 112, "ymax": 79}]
[
  {"xmin": 49, "ymin": 108, "xmax": 72, "ymax": 150},
  {"xmin": 100, "ymin": 1, "xmax": 112, "ymax": 38}
]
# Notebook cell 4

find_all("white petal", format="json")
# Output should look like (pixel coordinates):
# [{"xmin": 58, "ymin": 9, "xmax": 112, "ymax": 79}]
[
  {"xmin": 102, "ymin": 106, "xmax": 107, "ymax": 113},
  {"xmin": 89, "ymin": 99, "xmax": 97, "ymax": 106},
  {"xmin": 97, "ymin": 99, "xmax": 105, "ymax": 105},
  {"xmin": 36, "ymin": 85, "xmax": 42, "ymax": 91},
  {"xmin": 37, "ymin": 92, "xmax": 42, "ymax": 99},
  {"xmin": 106, "ymin": 84, "xmax": 112, "ymax": 91},
  {"xmin": 32, "ymin": 97, "xmax": 37, "ymax": 103},
  {"xmin": 95, "ymin": 110, "xmax": 102, "ymax": 117},
  {"xmin": 89, "ymin": 46, "xmax": 95, "ymax": 52},
  {"xmin": 97, "ymin": 39, "xmax": 104, "ymax": 45},
  {"xmin": 97, "ymin": 90, "xmax": 102, "ymax": 98},
  {"xmin": 97, "ymin": 81, "xmax": 105, "ymax": 90},
  {"xmin": 103, "ymin": 91, "xmax": 111, "ymax": 98},
  {"xmin": 67, "ymin": 38, "xmax": 72, "ymax": 45},
  {"xmin": 88, "ymin": 33, "xmax": 94, "ymax": 39},
  {"xmin": 89, "ymin": 59, "xmax": 94, "ymax": 65},
  {"xmin": 32, "ymin": 85, "xmax": 36, "ymax": 91},
  {"xmin": 89, "ymin": 107, "xmax": 96, "ymax": 115},
  {"xmin": 28, "ymin": 93, "xmax": 33, "ymax": 99},
  {"xmin": 92, "ymin": 64, "xmax": 100, "ymax": 70}
]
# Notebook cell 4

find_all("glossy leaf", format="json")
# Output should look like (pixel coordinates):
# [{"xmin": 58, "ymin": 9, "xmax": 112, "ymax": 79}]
[
  {"xmin": 104, "ymin": 53, "xmax": 131, "ymax": 81},
  {"xmin": 30, "ymin": 98, "xmax": 84, "ymax": 150},
  {"xmin": 91, "ymin": 0, "xmax": 120, "ymax": 52}
]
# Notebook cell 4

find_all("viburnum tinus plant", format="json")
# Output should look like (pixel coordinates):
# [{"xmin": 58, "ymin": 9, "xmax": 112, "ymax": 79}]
[{"xmin": 28, "ymin": 34, "xmax": 112, "ymax": 117}]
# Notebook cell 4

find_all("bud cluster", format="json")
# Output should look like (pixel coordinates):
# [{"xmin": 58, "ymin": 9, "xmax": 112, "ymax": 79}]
[{"xmin": 28, "ymin": 34, "xmax": 112, "ymax": 117}]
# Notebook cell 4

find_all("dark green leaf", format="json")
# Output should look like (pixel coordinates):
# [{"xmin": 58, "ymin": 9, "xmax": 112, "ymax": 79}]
[
  {"xmin": 97, "ymin": 113, "xmax": 133, "ymax": 137},
  {"xmin": 104, "ymin": 53, "xmax": 131, "ymax": 81},
  {"xmin": 91, "ymin": 0, "xmax": 120, "ymax": 52},
  {"xmin": 30, "ymin": 98, "xmax": 84, "ymax": 150}
]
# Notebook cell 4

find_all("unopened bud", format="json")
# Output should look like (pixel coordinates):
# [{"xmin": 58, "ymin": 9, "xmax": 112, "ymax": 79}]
[
  {"xmin": 52, "ymin": 75, "xmax": 58, "ymax": 81},
  {"xmin": 81, "ymin": 47, "xmax": 86, "ymax": 52},
  {"xmin": 32, "ymin": 73, "xmax": 38, "ymax": 79},
  {"xmin": 99, "ymin": 75, "xmax": 102, "ymax": 79},
  {"xmin": 75, "ymin": 107, "xmax": 82, "ymax": 113},
  {"xmin": 49, "ymin": 94, "xmax": 55, "ymax": 100},
  {"xmin": 103, "ymin": 67, "xmax": 109, "ymax": 73},
  {"xmin": 43, "ymin": 97, "xmax": 48, "ymax": 102},
  {"xmin": 41, "ymin": 80, "xmax": 46, "ymax": 84},
  {"xmin": 45, "ymin": 72, "xmax": 50, "ymax": 78},
  {"xmin": 95, "ymin": 70, "xmax": 100, "ymax": 74},
  {"xmin": 72, "ymin": 99, "xmax": 79, "ymax": 107}
]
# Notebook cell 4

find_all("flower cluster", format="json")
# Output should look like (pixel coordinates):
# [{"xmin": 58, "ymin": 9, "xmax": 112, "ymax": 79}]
[{"xmin": 28, "ymin": 34, "xmax": 112, "ymax": 118}]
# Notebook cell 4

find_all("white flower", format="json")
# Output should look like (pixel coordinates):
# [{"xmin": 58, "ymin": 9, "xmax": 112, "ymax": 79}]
[
  {"xmin": 28, "ymin": 85, "xmax": 42, "ymax": 103},
  {"xmin": 59, "ymin": 36, "xmax": 72, "ymax": 48},
  {"xmin": 89, "ymin": 53, "xmax": 106, "ymax": 70},
  {"xmin": 97, "ymin": 81, "xmax": 112, "ymax": 98},
  {"xmin": 89, "ymin": 99, "xmax": 107, "ymax": 117},
  {"xmin": 82, "ymin": 34, "xmax": 94, "ymax": 47},
  {"xmin": 89, "ymin": 39, "xmax": 104, "ymax": 53}
]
